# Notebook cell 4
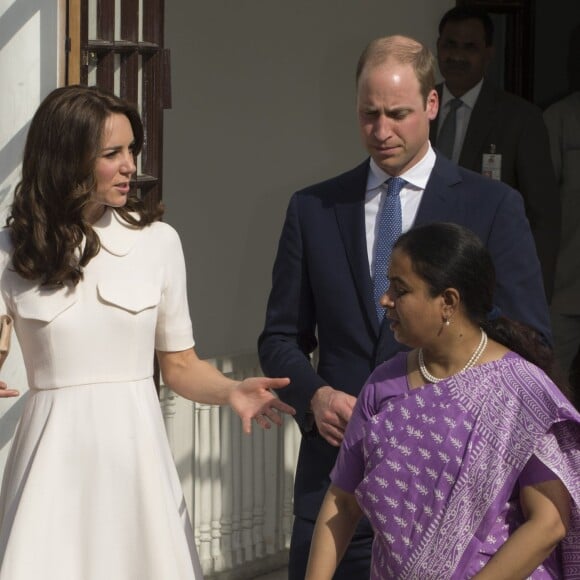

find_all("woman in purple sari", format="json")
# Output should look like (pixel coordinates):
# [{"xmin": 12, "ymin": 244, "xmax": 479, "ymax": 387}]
[{"xmin": 306, "ymin": 223, "xmax": 580, "ymax": 579}]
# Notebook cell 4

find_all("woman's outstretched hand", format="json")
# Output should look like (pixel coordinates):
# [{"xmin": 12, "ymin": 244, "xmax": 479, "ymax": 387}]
[
  {"xmin": 0, "ymin": 381, "xmax": 19, "ymax": 398},
  {"xmin": 229, "ymin": 377, "xmax": 294, "ymax": 434}
]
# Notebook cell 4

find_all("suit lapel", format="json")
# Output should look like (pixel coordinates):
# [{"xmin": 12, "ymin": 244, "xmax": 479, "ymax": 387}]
[
  {"xmin": 374, "ymin": 155, "xmax": 464, "ymax": 365},
  {"xmin": 375, "ymin": 155, "xmax": 465, "ymax": 364},
  {"xmin": 333, "ymin": 161, "xmax": 381, "ymax": 335},
  {"xmin": 332, "ymin": 156, "xmax": 465, "ymax": 341},
  {"xmin": 431, "ymin": 81, "xmax": 496, "ymax": 174},
  {"xmin": 414, "ymin": 154, "xmax": 464, "ymax": 225}
]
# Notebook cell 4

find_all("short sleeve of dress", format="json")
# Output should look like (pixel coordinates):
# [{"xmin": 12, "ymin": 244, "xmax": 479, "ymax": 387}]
[
  {"xmin": 519, "ymin": 454, "xmax": 559, "ymax": 488},
  {"xmin": 154, "ymin": 224, "xmax": 195, "ymax": 352},
  {"xmin": 330, "ymin": 381, "xmax": 376, "ymax": 494},
  {"xmin": 331, "ymin": 352, "xmax": 409, "ymax": 494}
]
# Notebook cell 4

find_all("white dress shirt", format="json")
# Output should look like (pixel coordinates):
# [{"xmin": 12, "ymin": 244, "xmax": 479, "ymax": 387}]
[
  {"xmin": 438, "ymin": 80, "xmax": 483, "ymax": 163},
  {"xmin": 365, "ymin": 146, "xmax": 436, "ymax": 276}
]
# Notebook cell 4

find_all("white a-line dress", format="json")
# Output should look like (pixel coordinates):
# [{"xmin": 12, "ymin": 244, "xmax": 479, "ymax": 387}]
[{"xmin": 0, "ymin": 209, "xmax": 203, "ymax": 579}]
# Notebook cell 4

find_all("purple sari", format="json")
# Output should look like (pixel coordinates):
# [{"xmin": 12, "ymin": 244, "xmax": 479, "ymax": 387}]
[{"xmin": 331, "ymin": 352, "xmax": 580, "ymax": 579}]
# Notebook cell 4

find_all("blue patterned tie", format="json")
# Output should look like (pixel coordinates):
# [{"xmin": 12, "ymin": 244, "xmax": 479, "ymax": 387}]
[{"xmin": 373, "ymin": 177, "xmax": 406, "ymax": 321}]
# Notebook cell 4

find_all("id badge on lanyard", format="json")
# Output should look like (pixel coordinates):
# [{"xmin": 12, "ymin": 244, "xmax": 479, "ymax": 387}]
[{"xmin": 482, "ymin": 144, "xmax": 501, "ymax": 180}]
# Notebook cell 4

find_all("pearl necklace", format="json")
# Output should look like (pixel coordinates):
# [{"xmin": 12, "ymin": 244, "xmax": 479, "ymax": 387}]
[{"xmin": 418, "ymin": 328, "xmax": 488, "ymax": 384}]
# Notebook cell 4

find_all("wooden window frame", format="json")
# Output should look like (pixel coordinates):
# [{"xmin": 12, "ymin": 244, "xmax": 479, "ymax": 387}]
[{"xmin": 65, "ymin": 0, "xmax": 170, "ymax": 211}]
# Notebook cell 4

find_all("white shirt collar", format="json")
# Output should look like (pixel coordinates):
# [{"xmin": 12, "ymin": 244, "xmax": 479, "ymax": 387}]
[
  {"xmin": 366, "ymin": 145, "xmax": 436, "ymax": 196},
  {"xmin": 441, "ymin": 78, "xmax": 483, "ymax": 111},
  {"xmin": 92, "ymin": 208, "xmax": 143, "ymax": 257}
]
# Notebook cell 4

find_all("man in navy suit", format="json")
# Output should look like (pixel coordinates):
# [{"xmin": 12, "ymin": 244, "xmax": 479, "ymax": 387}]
[
  {"xmin": 259, "ymin": 34, "xmax": 551, "ymax": 579},
  {"xmin": 430, "ymin": 5, "xmax": 560, "ymax": 302}
]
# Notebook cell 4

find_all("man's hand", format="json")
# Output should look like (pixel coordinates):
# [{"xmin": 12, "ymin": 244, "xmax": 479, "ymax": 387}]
[{"xmin": 310, "ymin": 386, "xmax": 356, "ymax": 446}]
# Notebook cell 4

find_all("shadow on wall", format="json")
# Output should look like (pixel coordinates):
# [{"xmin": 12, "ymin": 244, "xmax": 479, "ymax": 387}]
[
  {"xmin": 0, "ymin": 0, "xmax": 56, "ymax": 189},
  {"xmin": 0, "ymin": 338, "xmax": 29, "ymax": 454},
  {"xmin": 0, "ymin": 0, "xmax": 39, "ymax": 52},
  {"xmin": 0, "ymin": 0, "xmax": 59, "ymax": 467},
  {"xmin": 0, "ymin": 124, "xmax": 30, "ymax": 209},
  {"xmin": 0, "ymin": 187, "xmax": 12, "ymax": 217},
  {"xmin": 0, "ymin": 397, "xmax": 27, "ymax": 451}
]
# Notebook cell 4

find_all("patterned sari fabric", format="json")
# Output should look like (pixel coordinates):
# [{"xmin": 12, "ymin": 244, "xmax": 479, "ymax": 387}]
[{"xmin": 331, "ymin": 352, "xmax": 580, "ymax": 579}]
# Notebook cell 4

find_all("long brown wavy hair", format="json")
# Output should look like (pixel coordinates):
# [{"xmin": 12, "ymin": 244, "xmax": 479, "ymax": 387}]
[{"xmin": 7, "ymin": 85, "xmax": 163, "ymax": 287}]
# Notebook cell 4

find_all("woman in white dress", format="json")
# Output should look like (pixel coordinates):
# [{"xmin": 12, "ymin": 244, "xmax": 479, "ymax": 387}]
[{"xmin": 0, "ymin": 85, "xmax": 294, "ymax": 580}]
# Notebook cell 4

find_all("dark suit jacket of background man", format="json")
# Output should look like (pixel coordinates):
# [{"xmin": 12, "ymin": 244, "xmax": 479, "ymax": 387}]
[
  {"xmin": 258, "ymin": 152, "xmax": 551, "ymax": 525},
  {"xmin": 429, "ymin": 80, "xmax": 560, "ymax": 302}
]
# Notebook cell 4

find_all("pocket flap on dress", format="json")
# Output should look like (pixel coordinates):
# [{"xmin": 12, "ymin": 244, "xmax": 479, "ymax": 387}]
[
  {"xmin": 97, "ymin": 279, "xmax": 160, "ymax": 313},
  {"xmin": 13, "ymin": 286, "xmax": 77, "ymax": 322}
]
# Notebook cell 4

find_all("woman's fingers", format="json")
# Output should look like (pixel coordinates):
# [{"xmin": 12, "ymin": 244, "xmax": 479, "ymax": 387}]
[{"xmin": 0, "ymin": 382, "xmax": 19, "ymax": 398}]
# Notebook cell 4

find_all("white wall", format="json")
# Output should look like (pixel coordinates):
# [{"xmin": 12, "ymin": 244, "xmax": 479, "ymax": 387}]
[
  {"xmin": 0, "ymin": 0, "xmax": 63, "ymax": 215},
  {"xmin": 163, "ymin": 0, "xmax": 454, "ymax": 359},
  {"xmin": 0, "ymin": 0, "xmax": 455, "ymax": 470},
  {"xmin": 0, "ymin": 0, "xmax": 61, "ymax": 468}
]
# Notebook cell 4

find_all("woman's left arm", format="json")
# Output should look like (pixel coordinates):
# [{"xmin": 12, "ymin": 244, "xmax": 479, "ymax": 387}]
[
  {"xmin": 305, "ymin": 484, "xmax": 363, "ymax": 580},
  {"xmin": 472, "ymin": 479, "xmax": 570, "ymax": 579},
  {"xmin": 157, "ymin": 348, "xmax": 294, "ymax": 433}
]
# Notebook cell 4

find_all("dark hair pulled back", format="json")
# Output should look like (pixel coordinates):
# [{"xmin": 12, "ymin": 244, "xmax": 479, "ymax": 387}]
[{"xmin": 394, "ymin": 222, "xmax": 554, "ymax": 376}]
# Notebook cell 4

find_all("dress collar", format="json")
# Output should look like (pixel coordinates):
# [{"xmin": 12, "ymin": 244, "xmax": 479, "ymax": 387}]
[{"xmin": 91, "ymin": 208, "xmax": 142, "ymax": 257}]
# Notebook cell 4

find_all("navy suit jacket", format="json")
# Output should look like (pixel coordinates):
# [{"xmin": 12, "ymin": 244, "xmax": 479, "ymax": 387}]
[
  {"xmin": 258, "ymin": 153, "xmax": 551, "ymax": 519},
  {"xmin": 430, "ymin": 80, "xmax": 560, "ymax": 301}
]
